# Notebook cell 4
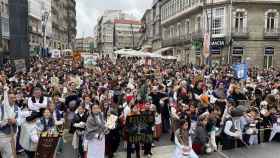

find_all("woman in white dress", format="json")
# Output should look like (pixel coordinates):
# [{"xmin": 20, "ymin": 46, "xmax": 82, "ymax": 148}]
[
  {"xmin": 173, "ymin": 119, "xmax": 199, "ymax": 158},
  {"xmin": 85, "ymin": 103, "xmax": 109, "ymax": 158}
]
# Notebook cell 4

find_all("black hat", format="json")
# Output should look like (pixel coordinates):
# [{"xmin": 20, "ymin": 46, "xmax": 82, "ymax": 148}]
[{"xmin": 26, "ymin": 111, "xmax": 41, "ymax": 122}]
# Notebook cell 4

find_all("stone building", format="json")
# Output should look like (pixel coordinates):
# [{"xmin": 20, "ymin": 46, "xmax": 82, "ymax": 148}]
[
  {"xmin": 114, "ymin": 19, "xmax": 142, "ymax": 50},
  {"xmin": 160, "ymin": 0, "xmax": 280, "ymax": 68},
  {"xmin": 75, "ymin": 36, "xmax": 95, "ymax": 53},
  {"xmin": 51, "ymin": 0, "xmax": 76, "ymax": 50},
  {"xmin": 138, "ymin": 9, "xmax": 153, "ymax": 50},
  {"xmin": 0, "ymin": 0, "xmax": 9, "ymax": 54},
  {"xmin": 0, "ymin": 0, "xmax": 9, "ymax": 65},
  {"xmin": 152, "ymin": 0, "xmax": 163, "ymax": 51},
  {"xmin": 95, "ymin": 10, "xmax": 140, "ymax": 56},
  {"xmin": 28, "ymin": 0, "xmax": 52, "ymax": 55}
]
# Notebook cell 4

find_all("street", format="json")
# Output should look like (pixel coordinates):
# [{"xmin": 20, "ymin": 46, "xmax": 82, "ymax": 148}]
[{"xmin": 53, "ymin": 132, "xmax": 280, "ymax": 158}]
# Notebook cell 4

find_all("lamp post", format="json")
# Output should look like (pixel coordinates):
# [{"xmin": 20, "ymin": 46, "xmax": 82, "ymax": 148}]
[{"xmin": 42, "ymin": 10, "xmax": 49, "ymax": 57}]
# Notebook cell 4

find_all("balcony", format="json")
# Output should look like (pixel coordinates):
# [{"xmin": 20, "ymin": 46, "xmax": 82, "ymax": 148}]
[
  {"xmin": 162, "ymin": 34, "xmax": 191, "ymax": 47},
  {"xmin": 263, "ymin": 28, "xmax": 280, "ymax": 39},
  {"xmin": 192, "ymin": 30, "xmax": 203, "ymax": 40},
  {"xmin": 232, "ymin": 27, "xmax": 249, "ymax": 39}
]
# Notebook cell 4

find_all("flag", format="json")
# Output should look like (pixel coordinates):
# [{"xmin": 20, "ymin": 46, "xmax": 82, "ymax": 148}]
[
  {"xmin": 203, "ymin": 33, "xmax": 210, "ymax": 58},
  {"xmin": 234, "ymin": 63, "xmax": 248, "ymax": 80}
]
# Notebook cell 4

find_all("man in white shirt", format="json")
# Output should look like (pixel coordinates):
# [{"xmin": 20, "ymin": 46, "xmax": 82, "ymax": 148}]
[
  {"xmin": 27, "ymin": 87, "xmax": 48, "ymax": 112},
  {"xmin": 221, "ymin": 99, "xmax": 242, "ymax": 150},
  {"xmin": 0, "ymin": 85, "xmax": 18, "ymax": 158}
]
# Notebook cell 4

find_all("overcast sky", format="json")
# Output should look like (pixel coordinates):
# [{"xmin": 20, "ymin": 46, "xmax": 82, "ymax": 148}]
[{"xmin": 76, "ymin": 0, "xmax": 153, "ymax": 38}]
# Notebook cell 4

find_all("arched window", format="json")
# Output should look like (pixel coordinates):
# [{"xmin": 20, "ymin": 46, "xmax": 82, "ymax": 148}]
[
  {"xmin": 177, "ymin": 23, "xmax": 181, "ymax": 37},
  {"xmin": 185, "ymin": 19, "xmax": 190, "ymax": 35},
  {"xmin": 265, "ymin": 9, "xmax": 279, "ymax": 32},
  {"xmin": 233, "ymin": 9, "xmax": 247, "ymax": 32}
]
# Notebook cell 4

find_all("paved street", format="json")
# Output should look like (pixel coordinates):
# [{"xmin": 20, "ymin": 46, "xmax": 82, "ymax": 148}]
[{"xmin": 54, "ymin": 132, "xmax": 280, "ymax": 158}]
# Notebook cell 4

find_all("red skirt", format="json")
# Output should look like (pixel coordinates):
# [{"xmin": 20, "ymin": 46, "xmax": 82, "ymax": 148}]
[
  {"xmin": 154, "ymin": 124, "xmax": 162, "ymax": 139},
  {"xmin": 192, "ymin": 144, "xmax": 204, "ymax": 155}
]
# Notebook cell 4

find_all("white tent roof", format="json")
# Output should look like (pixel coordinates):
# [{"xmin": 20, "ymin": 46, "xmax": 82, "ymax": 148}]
[{"xmin": 114, "ymin": 48, "xmax": 176, "ymax": 59}]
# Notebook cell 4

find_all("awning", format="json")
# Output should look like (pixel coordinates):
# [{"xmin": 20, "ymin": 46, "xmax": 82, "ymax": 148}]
[{"xmin": 153, "ymin": 47, "xmax": 173, "ymax": 54}]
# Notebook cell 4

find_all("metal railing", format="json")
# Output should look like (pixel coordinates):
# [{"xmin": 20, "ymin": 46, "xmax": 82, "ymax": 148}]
[
  {"xmin": 162, "ymin": 34, "xmax": 191, "ymax": 47},
  {"xmin": 263, "ymin": 28, "xmax": 280, "ymax": 38},
  {"xmin": 232, "ymin": 27, "xmax": 249, "ymax": 38}
]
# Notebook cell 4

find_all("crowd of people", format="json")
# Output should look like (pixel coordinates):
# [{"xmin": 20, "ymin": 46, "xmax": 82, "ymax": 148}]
[{"xmin": 0, "ymin": 56, "xmax": 280, "ymax": 158}]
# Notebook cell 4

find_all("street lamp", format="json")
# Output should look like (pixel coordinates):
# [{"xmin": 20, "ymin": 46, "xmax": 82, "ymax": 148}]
[{"xmin": 42, "ymin": 10, "xmax": 49, "ymax": 57}]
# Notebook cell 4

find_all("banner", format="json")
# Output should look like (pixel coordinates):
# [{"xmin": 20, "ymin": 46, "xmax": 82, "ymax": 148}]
[
  {"xmin": 126, "ymin": 113, "xmax": 154, "ymax": 143},
  {"xmin": 83, "ymin": 54, "xmax": 98, "ymax": 67},
  {"xmin": 14, "ymin": 59, "xmax": 26, "ymax": 73},
  {"xmin": 35, "ymin": 134, "xmax": 60, "ymax": 158},
  {"xmin": 233, "ymin": 63, "xmax": 248, "ymax": 80},
  {"xmin": 203, "ymin": 33, "xmax": 210, "ymax": 58}
]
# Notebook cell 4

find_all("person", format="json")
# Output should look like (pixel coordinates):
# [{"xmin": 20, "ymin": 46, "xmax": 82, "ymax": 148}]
[
  {"xmin": 126, "ymin": 105, "xmax": 141, "ymax": 158},
  {"xmin": 269, "ymin": 105, "xmax": 280, "ymax": 141},
  {"xmin": 71, "ymin": 105, "xmax": 88, "ymax": 158},
  {"xmin": 19, "ymin": 114, "xmax": 39, "ymax": 158},
  {"xmin": 221, "ymin": 100, "xmax": 242, "ymax": 150},
  {"xmin": 6, "ymin": 90, "xmax": 24, "ymax": 154},
  {"xmin": 240, "ymin": 108, "xmax": 259, "ymax": 145},
  {"xmin": 192, "ymin": 115, "xmax": 209, "ymax": 155},
  {"xmin": 85, "ymin": 103, "xmax": 108, "ymax": 158},
  {"xmin": 27, "ymin": 86, "xmax": 48, "ymax": 113},
  {"xmin": 52, "ymin": 92, "xmax": 65, "ymax": 153},
  {"xmin": 0, "ymin": 85, "xmax": 18, "ymax": 158},
  {"xmin": 141, "ymin": 102, "xmax": 155, "ymax": 157},
  {"xmin": 36, "ymin": 108, "xmax": 56, "ymax": 133},
  {"xmin": 173, "ymin": 119, "xmax": 199, "ymax": 158}
]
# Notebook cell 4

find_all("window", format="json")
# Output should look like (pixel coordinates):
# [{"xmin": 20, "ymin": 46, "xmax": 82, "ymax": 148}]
[
  {"xmin": 264, "ymin": 47, "xmax": 274, "ymax": 68},
  {"xmin": 174, "ymin": 25, "xmax": 177, "ymax": 37},
  {"xmin": 195, "ymin": 16, "xmax": 201, "ymax": 32},
  {"xmin": 208, "ymin": 8, "xmax": 225, "ymax": 35},
  {"xmin": 235, "ymin": 12, "xmax": 244, "ymax": 31},
  {"xmin": 177, "ymin": 23, "xmax": 181, "ymax": 37},
  {"xmin": 170, "ymin": 26, "xmax": 174, "ymax": 38},
  {"xmin": 185, "ymin": 20, "xmax": 190, "ymax": 35},
  {"xmin": 267, "ymin": 12, "xmax": 275, "ymax": 31},
  {"xmin": 181, "ymin": 21, "xmax": 185, "ymax": 35},
  {"xmin": 232, "ymin": 47, "xmax": 244, "ymax": 64}
]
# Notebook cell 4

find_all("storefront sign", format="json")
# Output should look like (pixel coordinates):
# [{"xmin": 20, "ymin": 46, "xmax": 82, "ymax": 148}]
[
  {"xmin": 14, "ymin": 59, "xmax": 26, "ymax": 73},
  {"xmin": 211, "ymin": 38, "xmax": 225, "ymax": 48},
  {"xmin": 209, "ymin": 38, "xmax": 225, "ymax": 54},
  {"xmin": 126, "ymin": 113, "xmax": 155, "ymax": 143}
]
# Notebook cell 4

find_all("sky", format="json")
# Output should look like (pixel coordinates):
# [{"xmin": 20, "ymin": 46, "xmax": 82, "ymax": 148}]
[{"xmin": 76, "ymin": 0, "xmax": 153, "ymax": 38}]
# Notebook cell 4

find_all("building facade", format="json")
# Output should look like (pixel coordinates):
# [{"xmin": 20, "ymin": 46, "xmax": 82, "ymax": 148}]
[
  {"xmin": 114, "ymin": 19, "xmax": 142, "ymax": 50},
  {"xmin": 75, "ymin": 36, "xmax": 95, "ymax": 53},
  {"xmin": 0, "ymin": 0, "xmax": 9, "ymax": 65},
  {"xmin": 138, "ymin": 9, "xmax": 153, "ymax": 51},
  {"xmin": 159, "ymin": 0, "xmax": 280, "ymax": 68},
  {"xmin": 28, "ymin": 0, "xmax": 52, "ymax": 55},
  {"xmin": 152, "ymin": 0, "xmax": 163, "ymax": 51},
  {"xmin": 95, "ymin": 10, "xmax": 140, "ymax": 56},
  {"xmin": 0, "ymin": 0, "xmax": 9, "ymax": 54},
  {"xmin": 51, "ymin": 0, "xmax": 76, "ymax": 50}
]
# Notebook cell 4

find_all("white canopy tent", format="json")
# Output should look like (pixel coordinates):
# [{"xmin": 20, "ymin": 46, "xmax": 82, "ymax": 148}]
[{"xmin": 114, "ymin": 48, "xmax": 177, "ymax": 59}]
